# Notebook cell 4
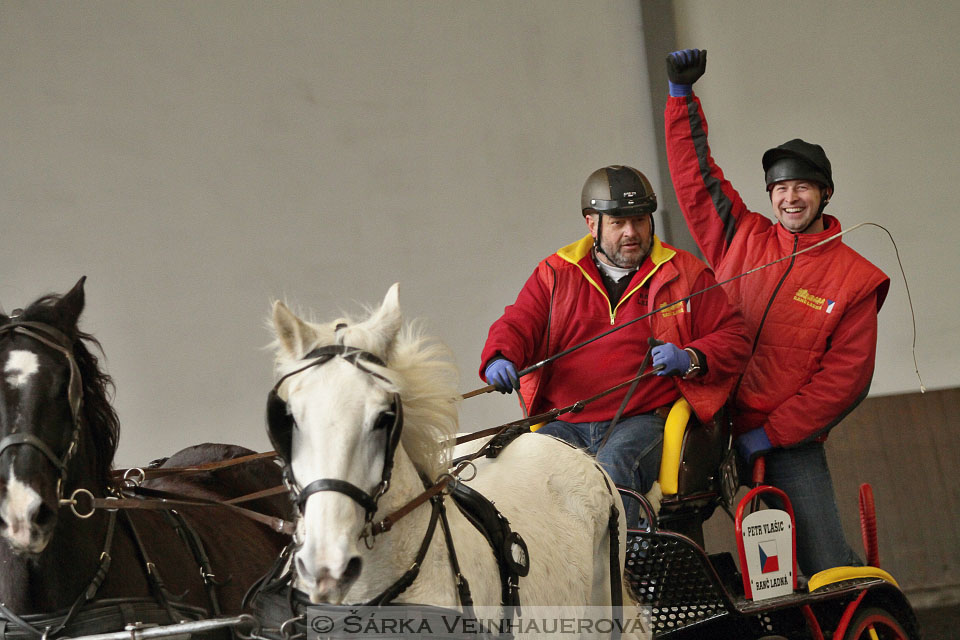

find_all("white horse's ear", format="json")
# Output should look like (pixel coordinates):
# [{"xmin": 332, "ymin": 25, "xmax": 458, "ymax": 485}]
[
  {"xmin": 363, "ymin": 283, "xmax": 402, "ymax": 356},
  {"xmin": 272, "ymin": 300, "xmax": 318, "ymax": 358}
]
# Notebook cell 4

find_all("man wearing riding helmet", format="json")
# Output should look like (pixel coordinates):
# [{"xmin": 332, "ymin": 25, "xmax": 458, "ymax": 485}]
[
  {"xmin": 664, "ymin": 49, "xmax": 890, "ymax": 576},
  {"xmin": 479, "ymin": 165, "xmax": 750, "ymax": 526}
]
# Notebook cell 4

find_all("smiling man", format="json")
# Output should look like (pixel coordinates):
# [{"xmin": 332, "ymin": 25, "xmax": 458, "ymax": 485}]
[
  {"xmin": 479, "ymin": 165, "xmax": 749, "ymax": 527},
  {"xmin": 664, "ymin": 49, "xmax": 890, "ymax": 577}
]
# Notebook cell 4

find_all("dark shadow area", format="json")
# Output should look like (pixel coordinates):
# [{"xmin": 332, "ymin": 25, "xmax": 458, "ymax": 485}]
[
  {"xmin": 916, "ymin": 605, "xmax": 960, "ymax": 639},
  {"xmin": 639, "ymin": 0, "xmax": 700, "ymax": 258}
]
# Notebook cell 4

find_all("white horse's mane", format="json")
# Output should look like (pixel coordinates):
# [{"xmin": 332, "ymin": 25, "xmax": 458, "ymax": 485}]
[{"xmin": 271, "ymin": 304, "xmax": 461, "ymax": 479}]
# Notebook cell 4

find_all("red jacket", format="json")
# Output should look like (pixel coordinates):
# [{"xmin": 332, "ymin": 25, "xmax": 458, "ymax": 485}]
[
  {"xmin": 480, "ymin": 234, "xmax": 749, "ymax": 423},
  {"xmin": 666, "ymin": 95, "xmax": 890, "ymax": 445}
]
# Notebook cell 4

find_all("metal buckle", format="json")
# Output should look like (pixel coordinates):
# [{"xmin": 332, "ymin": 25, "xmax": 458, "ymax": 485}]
[
  {"xmin": 123, "ymin": 467, "xmax": 145, "ymax": 487},
  {"xmin": 63, "ymin": 487, "xmax": 96, "ymax": 519},
  {"xmin": 360, "ymin": 522, "xmax": 377, "ymax": 550},
  {"xmin": 279, "ymin": 616, "xmax": 305, "ymax": 640},
  {"xmin": 453, "ymin": 459, "xmax": 477, "ymax": 482}
]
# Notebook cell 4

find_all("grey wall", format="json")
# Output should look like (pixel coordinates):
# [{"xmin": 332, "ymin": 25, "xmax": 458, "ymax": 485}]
[{"xmin": 1, "ymin": 1, "xmax": 663, "ymax": 464}]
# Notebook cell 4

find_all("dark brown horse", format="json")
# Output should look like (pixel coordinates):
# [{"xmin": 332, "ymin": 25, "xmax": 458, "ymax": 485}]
[{"xmin": 0, "ymin": 278, "xmax": 291, "ymax": 637}]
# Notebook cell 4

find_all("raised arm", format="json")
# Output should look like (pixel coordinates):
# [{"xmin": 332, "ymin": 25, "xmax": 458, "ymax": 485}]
[{"xmin": 664, "ymin": 49, "xmax": 766, "ymax": 270}]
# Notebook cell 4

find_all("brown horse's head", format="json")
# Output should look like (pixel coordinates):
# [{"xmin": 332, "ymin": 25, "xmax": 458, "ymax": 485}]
[{"xmin": 0, "ymin": 278, "xmax": 117, "ymax": 555}]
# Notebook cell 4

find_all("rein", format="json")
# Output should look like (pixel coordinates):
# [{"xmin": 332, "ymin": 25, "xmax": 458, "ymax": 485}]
[
  {"xmin": 453, "ymin": 362, "xmax": 665, "ymax": 448},
  {"xmin": 61, "ymin": 484, "xmax": 295, "ymax": 535},
  {"xmin": 369, "ymin": 358, "xmax": 666, "ymax": 536},
  {"xmin": 110, "ymin": 450, "xmax": 281, "ymax": 485}
]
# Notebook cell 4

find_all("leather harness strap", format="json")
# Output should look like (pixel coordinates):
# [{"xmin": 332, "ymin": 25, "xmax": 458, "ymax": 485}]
[
  {"xmin": 110, "ymin": 450, "xmax": 280, "ymax": 482},
  {"xmin": 298, "ymin": 479, "xmax": 378, "ymax": 514},
  {"xmin": 80, "ymin": 486, "xmax": 295, "ymax": 535},
  {"xmin": 224, "ymin": 484, "xmax": 289, "ymax": 505},
  {"xmin": 122, "ymin": 511, "xmax": 182, "ymax": 624},
  {"xmin": 159, "ymin": 510, "xmax": 226, "ymax": 621},
  {"xmin": 0, "ymin": 511, "xmax": 118, "ymax": 640},
  {"xmin": 453, "ymin": 364, "xmax": 665, "ymax": 448},
  {"xmin": 363, "ymin": 496, "xmax": 444, "ymax": 606}
]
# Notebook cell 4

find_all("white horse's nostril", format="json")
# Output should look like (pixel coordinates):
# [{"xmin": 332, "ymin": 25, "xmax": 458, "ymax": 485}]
[
  {"xmin": 344, "ymin": 555, "xmax": 363, "ymax": 583},
  {"xmin": 295, "ymin": 553, "xmax": 313, "ymax": 581}
]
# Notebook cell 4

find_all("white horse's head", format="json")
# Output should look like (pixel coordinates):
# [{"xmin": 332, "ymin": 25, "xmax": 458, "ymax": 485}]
[{"xmin": 269, "ymin": 284, "xmax": 460, "ymax": 603}]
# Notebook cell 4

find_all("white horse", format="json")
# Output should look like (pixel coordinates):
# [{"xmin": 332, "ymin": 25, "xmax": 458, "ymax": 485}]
[{"xmin": 269, "ymin": 284, "xmax": 645, "ymax": 638}]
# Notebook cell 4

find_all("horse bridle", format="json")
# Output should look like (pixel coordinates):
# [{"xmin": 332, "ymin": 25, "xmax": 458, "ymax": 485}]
[
  {"xmin": 0, "ymin": 319, "xmax": 84, "ymax": 501},
  {"xmin": 266, "ymin": 343, "xmax": 404, "ymax": 524}
]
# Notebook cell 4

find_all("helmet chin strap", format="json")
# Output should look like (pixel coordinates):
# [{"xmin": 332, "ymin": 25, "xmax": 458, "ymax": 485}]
[
  {"xmin": 795, "ymin": 192, "xmax": 830, "ymax": 234},
  {"xmin": 594, "ymin": 213, "xmax": 616, "ymax": 263}
]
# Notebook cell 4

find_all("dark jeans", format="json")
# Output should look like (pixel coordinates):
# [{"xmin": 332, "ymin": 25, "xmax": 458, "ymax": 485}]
[
  {"xmin": 761, "ymin": 442, "xmax": 863, "ymax": 576},
  {"xmin": 536, "ymin": 412, "xmax": 666, "ymax": 527}
]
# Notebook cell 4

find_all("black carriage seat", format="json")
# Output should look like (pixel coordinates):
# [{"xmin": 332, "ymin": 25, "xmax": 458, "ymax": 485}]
[
  {"xmin": 625, "ymin": 397, "xmax": 734, "ymax": 546},
  {"xmin": 659, "ymin": 398, "xmax": 732, "ymax": 496}
]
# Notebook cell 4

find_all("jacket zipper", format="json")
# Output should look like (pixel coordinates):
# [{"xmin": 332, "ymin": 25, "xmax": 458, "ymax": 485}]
[
  {"xmin": 734, "ymin": 235, "xmax": 799, "ymax": 396},
  {"xmin": 608, "ymin": 270, "xmax": 679, "ymax": 325}
]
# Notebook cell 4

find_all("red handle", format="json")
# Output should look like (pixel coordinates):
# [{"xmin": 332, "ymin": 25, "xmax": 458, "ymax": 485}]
[
  {"xmin": 859, "ymin": 483, "xmax": 880, "ymax": 568},
  {"xmin": 751, "ymin": 456, "xmax": 766, "ymax": 485}
]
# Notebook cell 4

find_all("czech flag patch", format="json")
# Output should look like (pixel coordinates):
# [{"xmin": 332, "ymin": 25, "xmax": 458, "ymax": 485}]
[{"xmin": 759, "ymin": 541, "xmax": 780, "ymax": 573}]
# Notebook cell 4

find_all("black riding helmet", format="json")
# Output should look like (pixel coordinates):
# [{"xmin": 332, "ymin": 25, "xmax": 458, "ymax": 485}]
[
  {"xmin": 581, "ymin": 165, "xmax": 657, "ymax": 217},
  {"xmin": 762, "ymin": 139, "xmax": 834, "ymax": 192},
  {"xmin": 581, "ymin": 166, "xmax": 657, "ymax": 262},
  {"xmin": 762, "ymin": 139, "xmax": 834, "ymax": 232}
]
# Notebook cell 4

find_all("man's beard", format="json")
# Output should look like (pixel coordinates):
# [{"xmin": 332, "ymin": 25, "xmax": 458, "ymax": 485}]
[{"xmin": 603, "ymin": 237, "xmax": 652, "ymax": 269}]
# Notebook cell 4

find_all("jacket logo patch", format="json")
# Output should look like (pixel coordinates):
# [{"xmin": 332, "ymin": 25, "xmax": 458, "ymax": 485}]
[
  {"xmin": 793, "ymin": 288, "xmax": 833, "ymax": 313},
  {"xmin": 659, "ymin": 301, "xmax": 686, "ymax": 318}
]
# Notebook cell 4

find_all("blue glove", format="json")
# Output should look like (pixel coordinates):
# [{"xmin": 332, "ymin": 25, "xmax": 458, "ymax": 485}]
[
  {"xmin": 666, "ymin": 48, "xmax": 707, "ymax": 97},
  {"xmin": 735, "ymin": 427, "xmax": 774, "ymax": 465},
  {"xmin": 651, "ymin": 343, "xmax": 690, "ymax": 376},
  {"xmin": 484, "ymin": 358, "xmax": 519, "ymax": 394}
]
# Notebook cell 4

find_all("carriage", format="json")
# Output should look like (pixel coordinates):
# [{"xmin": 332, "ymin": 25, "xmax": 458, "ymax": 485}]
[
  {"xmin": 617, "ymin": 399, "xmax": 919, "ymax": 639},
  {"xmin": 0, "ymin": 280, "xmax": 920, "ymax": 640}
]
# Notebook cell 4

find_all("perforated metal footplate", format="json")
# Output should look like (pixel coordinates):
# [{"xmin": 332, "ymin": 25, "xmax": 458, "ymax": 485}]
[{"xmin": 625, "ymin": 531, "xmax": 734, "ymax": 635}]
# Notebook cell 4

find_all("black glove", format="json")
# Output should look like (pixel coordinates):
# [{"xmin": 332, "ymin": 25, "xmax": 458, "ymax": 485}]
[{"xmin": 666, "ymin": 48, "xmax": 707, "ymax": 96}]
